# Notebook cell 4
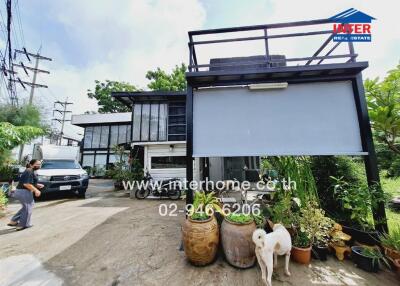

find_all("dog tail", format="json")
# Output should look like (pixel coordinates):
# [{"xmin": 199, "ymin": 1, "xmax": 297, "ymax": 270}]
[{"xmin": 252, "ymin": 228, "xmax": 266, "ymax": 248}]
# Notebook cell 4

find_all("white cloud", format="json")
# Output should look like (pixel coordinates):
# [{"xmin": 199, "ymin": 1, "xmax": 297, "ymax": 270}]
[
  {"xmin": 14, "ymin": 0, "xmax": 399, "ymax": 139},
  {"xmin": 17, "ymin": 0, "xmax": 206, "ymax": 138}
]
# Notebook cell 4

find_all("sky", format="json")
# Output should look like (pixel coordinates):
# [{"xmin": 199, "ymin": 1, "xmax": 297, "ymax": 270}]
[{"xmin": 1, "ymin": 0, "xmax": 399, "ymax": 138}]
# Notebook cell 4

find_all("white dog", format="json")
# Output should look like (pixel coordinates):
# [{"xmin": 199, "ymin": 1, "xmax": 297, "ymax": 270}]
[{"xmin": 252, "ymin": 223, "xmax": 292, "ymax": 286}]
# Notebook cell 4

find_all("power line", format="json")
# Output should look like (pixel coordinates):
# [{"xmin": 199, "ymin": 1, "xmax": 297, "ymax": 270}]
[{"xmin": 14, "ymin": 0, "xmax": 24, "ymax": 47}]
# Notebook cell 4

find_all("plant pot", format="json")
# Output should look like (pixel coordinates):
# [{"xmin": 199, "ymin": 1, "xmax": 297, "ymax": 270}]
[
  {"xmin": 182, "ymin": 216, "xmax": 219, "ymax": 266},
  {"xmin": 393, "ymin": 259, "xmax": 400, "ymax": 280},
  {"xmin": 221, "ymin": 218, "xmax": 256, "ymax": 268},
  {"xmin": 291, "ymin": 246, "xmax": 312, "ymax": 264},
  {"xmin": 351, "ymin": 246, "xmax": 380, "ymax": 272},
  {"xmin": 312, "ymin": 245, "xmax": 329, "ymax": 261},
  {"xmin": 383, "ymin": 245, "xmax": 400, "ymax": 261},
  {"xmin": 342, "ymin": 225, "xmax": 380, "ymax": 246}
]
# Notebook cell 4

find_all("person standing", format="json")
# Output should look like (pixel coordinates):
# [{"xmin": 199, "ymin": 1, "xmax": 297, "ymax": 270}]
[{"xmin": 7, "ymin": 159, "xmax": 42, "ymax": 231}]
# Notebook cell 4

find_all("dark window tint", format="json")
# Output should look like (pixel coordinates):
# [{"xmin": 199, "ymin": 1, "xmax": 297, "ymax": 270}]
[
  {"xmin": 168, "ymin": 125, "xmax": 185, "ymax": 135},
  {"xmin": 151, "ymin": 156, "xmax": 186, "ymax": 169},
  {"xmin": 41, "ymin": 160, "xmax": 81, "ymax": 169},
  {"xmin": 168, "ymin": 102, "xmax": 186, "ymax": 141}
]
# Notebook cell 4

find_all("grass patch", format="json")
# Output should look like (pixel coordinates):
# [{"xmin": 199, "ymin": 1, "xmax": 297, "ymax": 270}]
[{"xmin": 381, "ymin": 174, "xmax": 400, "ymax": 233}]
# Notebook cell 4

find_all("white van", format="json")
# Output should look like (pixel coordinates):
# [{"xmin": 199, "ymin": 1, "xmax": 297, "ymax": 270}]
[{"xmin": 33, "ymin": 144, "xmax": 89, "ymax": 198}]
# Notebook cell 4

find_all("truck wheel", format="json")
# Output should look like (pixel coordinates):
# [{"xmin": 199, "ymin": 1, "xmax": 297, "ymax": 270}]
[{"xmin": 77, "ymin": 188, "xmax": 87, "ymax": 199}]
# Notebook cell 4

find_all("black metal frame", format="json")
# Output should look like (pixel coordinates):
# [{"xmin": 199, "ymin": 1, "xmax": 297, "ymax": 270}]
[
  {"xmin": 185, "ymin": 19, "xmax": 388, "ymax": 233},
  {"xmin": 79, "ymin": 122, "xmax": 131, "ymax": 170},
  {"xmin": 188, "ymin": 18, "xmax": 355, "ymax": 72}
]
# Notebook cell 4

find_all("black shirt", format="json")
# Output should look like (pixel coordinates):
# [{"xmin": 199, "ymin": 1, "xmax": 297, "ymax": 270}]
[{"xmin": 17, "ymin": 169, "xmax": 35, "ymax": 190}]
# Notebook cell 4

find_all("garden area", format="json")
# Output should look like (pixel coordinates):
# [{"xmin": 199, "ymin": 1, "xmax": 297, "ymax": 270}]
[{"xmin": 181, "ymin": 155, "xmax": 400, "ymax": 282}]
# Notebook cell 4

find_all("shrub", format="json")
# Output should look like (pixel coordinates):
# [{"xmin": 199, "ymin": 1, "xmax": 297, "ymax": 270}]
[
  {"xmin": 380, "ymin": 225, "xmax": 400, "ymax": 251},
  {"xmin": 226, "ymin": 213, "xmax": 254, "ymax": 224},
  {"xmin": 298, "ymin": 202, "xmax": 334, "ymax": 246},
  {"xmin": 293, "ymin": 231, "xmax": 310, "ymax": 248},
  {"xmin": 311, "ymin": 156, "xmax": 365, "ymax": 218},
  {"xmin": 0, "ymin": 187, "xmax": 8, "ymax": 217},
  {"xmin": 189, "ymin": 191, "xmax": 223, "ymax": 220}
]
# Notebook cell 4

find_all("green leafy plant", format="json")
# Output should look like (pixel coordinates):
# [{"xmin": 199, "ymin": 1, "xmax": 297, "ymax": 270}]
[
  {"xmin": 146, "ymin": 64, "xmax": 187, "ymax": 92},
  {"xmin": 365, "ymin": 63, "xmax": 400, "ymax": 156},
  {"xmin": 331, "ymin": 176, "xmax": 375, "ymax": 230},
  {"xmin": 0, "ymin": 186, "xmax": 8, "ymax": 217},
  {"xmin": 0, "ymin": 122, "xmax": 44, "ymax": 155},
  {"xmin": 271, "ymin": 192, "xmax": 295, "ymax": 227},
  {"xmin": 298, "ymin": 202, "xmax": 334, "ymax": 246},
  {"xmin": 380, "ymin": 225, "xmax": 400, "ymax": 251},
  {"xmin": 252, "ymin": 214, "xmax": 265, "ymax": 228},
  {"xmin": 226, "ymin": 213, "xmax": 254, "ymax": 224},
  {"xmin": 190, "ymin": 212, "xmax": 209, "ymax": 221},
  {"xmin": 0, "ymin": 165, "xmax": 18, "ymax": 181},
  {"xmin": 266, "ymin": 156, "xmax": 319, "ymax": 205},
  {"xmin": 106, "ymin": 145, "xmax": 143, "ymax": 187},
  {"xmin": 311, "ymin": 156, "xmax": 365, "ymax": 218},
  {"xmin": 87, "ymin": 80, "xmax": 137, "ymax": 113},
  {"xmin": 190, "ymin": 191, "xmax": 224, "ymax": 220},
  {"xmin": 360, "ymin": 247, "xmax": 390, "ymax": 269},
  {"xmin": 293, "ymin": 231, "xmax": 311, "ymax": 248}
]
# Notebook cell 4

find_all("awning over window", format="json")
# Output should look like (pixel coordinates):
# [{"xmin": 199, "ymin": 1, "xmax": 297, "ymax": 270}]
[{"xmin": 192, "ymin": 81, "xmax": 365, "ymax": 157}]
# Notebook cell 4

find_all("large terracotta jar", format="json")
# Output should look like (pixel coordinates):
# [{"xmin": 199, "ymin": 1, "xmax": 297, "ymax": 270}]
[
  {"xmin": 221, "ymin": 218, "xmax": 256, "ymax": 268},
  {"xmin": 182, "ymin": 216, "xmax": 219, "ymax": 266}
]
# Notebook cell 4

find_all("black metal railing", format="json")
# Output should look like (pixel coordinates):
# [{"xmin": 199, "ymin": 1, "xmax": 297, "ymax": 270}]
[{"xmin": 188, "ymin": 18, "xmax": 356, "ymax": 72}]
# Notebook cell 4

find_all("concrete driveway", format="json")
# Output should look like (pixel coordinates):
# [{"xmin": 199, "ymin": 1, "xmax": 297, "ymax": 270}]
[{"xmin": 0, "ymin": 180, "xmax": 398, "ymax": 286}]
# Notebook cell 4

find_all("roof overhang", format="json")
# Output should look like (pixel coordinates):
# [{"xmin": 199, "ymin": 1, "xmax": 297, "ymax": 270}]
[
  {"xmin": 112, "ymin": 91, "xmax": 186, "ymax": 108},
  {"xmin": 186, "ymin": 61, "xmax": 368, "ymax": 88},
  {"xmin": 71, "ymin": 112, "xmax": 131, "ymax": 127}
]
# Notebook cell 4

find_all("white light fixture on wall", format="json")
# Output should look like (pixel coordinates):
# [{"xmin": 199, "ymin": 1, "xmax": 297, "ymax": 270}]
[{"xmin": 248, "ymin": 82, "xmax": 288, "ymax": 90}]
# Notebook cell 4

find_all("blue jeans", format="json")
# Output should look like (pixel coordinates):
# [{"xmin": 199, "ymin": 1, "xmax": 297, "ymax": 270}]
[{"xmin": 11, "ymin": 189, "xmax": 34, "ymax": 227}]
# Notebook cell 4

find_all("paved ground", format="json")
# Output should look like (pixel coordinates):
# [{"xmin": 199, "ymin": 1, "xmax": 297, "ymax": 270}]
[{"xmin": 0, "ymin": 180, "xmax": 398, "ymax": 286}]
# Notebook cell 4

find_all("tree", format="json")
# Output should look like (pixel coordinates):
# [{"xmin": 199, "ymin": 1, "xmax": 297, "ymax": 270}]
[
  {"xmin": 0, "ymin": 104, "xmax": 43, "ymax": 128},
  {"xmin": 0, "ymin": 122, "xmax": 44, "ymax": 157},
  {"xmin": 87, "ymin": 80, "xmax": 138, "ymax": 113},
  {"xmin": 146, "ymin": 63, "xmax": 187, "ymax": 91},
  {"xmin": 0, "ymin": 104, "xmax": 48, "ymax": 164},
  {"xmin": 365, "ymin": 63, "xmax": 400, "ymax": 155}
]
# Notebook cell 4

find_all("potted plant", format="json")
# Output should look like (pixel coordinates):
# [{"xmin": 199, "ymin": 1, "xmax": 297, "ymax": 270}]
[
  {"xmin": 380, "ymin": 226, "xmax": 400, "ymax": 261},
  {"xmin": 291, "ymin": 202, "xmax": 334, "ymax": 262},
  {"xmin": 182, "ymin": 191, "xmax": 223, "ymax": 266},
  {"xmin": 298, "ymin": 202, "xmax": 335, "ymax": 261},
  {"xmin": 351, "ymin": 246, "xmax": 389, "ymax": 273},
  {"xmin": 221, "ymin": 213, "xmax": 257, "ymax": 268},
  {"xmin": 291, "ymin": 231, "xmax": 312, "ymax": 264},
  {"xmin": 331, "ymin": 177, "xmax": 383, "ymax": 245}
]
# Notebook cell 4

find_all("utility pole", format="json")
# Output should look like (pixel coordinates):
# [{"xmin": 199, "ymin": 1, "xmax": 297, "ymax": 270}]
[
  {"xmin": 13, "ymin": 49, "xmax": 52, "ymax": 104},
  {"xmin": 6, "ymin": 0, "xmax": 17, "ymax": 106},
  {"xmin": 14, "ymin": 48, "xmax": 52, "ymax": 162},
  {"xmin": 52, "ymin": 99, "xmax": 73, "ymax": 145}
]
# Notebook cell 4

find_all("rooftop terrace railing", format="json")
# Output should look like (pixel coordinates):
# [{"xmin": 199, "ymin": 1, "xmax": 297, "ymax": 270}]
[{"xmin": 188, "ymin": 18, "xmax": 356, "ymax": 72}]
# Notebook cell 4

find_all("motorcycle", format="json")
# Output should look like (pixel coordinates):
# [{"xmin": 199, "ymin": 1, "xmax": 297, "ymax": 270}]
[{"xmin": 135, "ymin": 171, "xmax": 182, "ymax": 200}]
